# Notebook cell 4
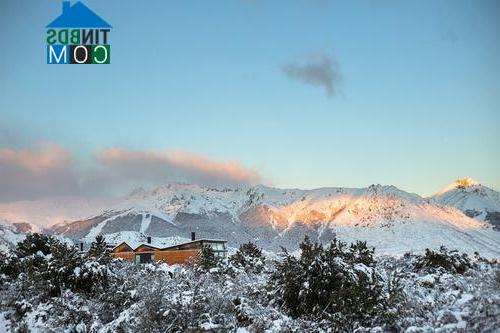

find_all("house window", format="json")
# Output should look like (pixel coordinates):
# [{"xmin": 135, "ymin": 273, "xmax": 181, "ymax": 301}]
[
  {"xmin": 206, "ymin": 242, "xmax": 225, "ymax": 251},
  {"xmin": 214, "ymin": 251, "xmax": 225, "ymax": 258},
  {"xmin": 135, "ymin": 253, "xmax": 154, "ymax": 264}
]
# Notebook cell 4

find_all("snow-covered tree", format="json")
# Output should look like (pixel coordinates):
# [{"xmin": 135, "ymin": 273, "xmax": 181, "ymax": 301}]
[
  {"xmin": 229, "ymin": 241, "xmax": 265, "ymax": 273},
  {"xmin": 87, "ymin": 235, "xmax": 111, "ymax": 264},
  {"xmin": 1, "ymin": 236, "xmax": 499, "ymax": 332}
]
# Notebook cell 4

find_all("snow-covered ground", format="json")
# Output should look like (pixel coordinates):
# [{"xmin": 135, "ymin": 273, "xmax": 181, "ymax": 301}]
[{"xmin": 0, "ymin": 238, "xmax": 498, "ymax": 333}]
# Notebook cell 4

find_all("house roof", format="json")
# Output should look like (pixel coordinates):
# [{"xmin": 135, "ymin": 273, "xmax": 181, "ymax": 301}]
[
  {"xmin": 112, "ymin": 239, "xmax": 172, "ymax": 251},
  {"xmin": 47, "ymin": 1, "xmax": 112, "ymax": 28},
  {"xmin": 112, "ymin": 239, "xmax": 227, "ymax": 252},
  {"xmin": 160, "ymin": 239, "xmax": 227, "ymax": 251},
  {"xmin": 111, "ymin": 242, "xmax": 134, "ymax": 252},
  {"xmin": 111, "ymin": 241, "xmax": 158, "ymax": 252},
  {"xmin": 134, "ymin": 244, "xmax": 160, "ymax": 251}
]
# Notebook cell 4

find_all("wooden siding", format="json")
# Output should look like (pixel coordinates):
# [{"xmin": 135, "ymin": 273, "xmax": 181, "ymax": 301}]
[
  {"xmin": 112, "ymin": 251, "xmax": 135, "ymax": 262},
  {"xmin": 112, "ymin": 249, "xmax": 201, "ymax": 265},
  {"xmin": 155, "ymin": 249, "xmax": 201, "ymax": 265},
  {"xmin": 113, "ymin": 243, "xmax": 133, "ymax": 252},
  {"xmin": 110, "ymin": 239, "xmax": 227, "ymax": 265}
]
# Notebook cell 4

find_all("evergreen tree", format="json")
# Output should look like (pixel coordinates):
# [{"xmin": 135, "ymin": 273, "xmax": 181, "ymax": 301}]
[
  {"xmin": 414, "ymin": 246, "xmax": 473, "ymax": 274},
  {"xmin": 0, "ymin": 250, "xmax": 19, "ymax": 280},
  {"xmin": 199, "ymin": 246, "xmax": 218, "ymax": 270},
  {"xmin": 269, "ymin": 236, "xmax": 387, "ymax": 330},
  {"xmin": 15, "ymin": 233, "xmax": 52, "ymax": 258},
  {"xmin": 349, "ymin": 240, "xmax": 376, "ymax": 266},
  {"xmin": 44, "ymin": 240, "xmax": 83, "ymax": 296},
  {"xmin": 87, "ymin": 235, "xmax": 111, "ymax": 264},
  {"xmin": 230, "ymin": 241, "xmax": 265, "ymax": 273},
  {"xmin": 298, "ymin": 236, "xmax": 322, "ymax": 266}
]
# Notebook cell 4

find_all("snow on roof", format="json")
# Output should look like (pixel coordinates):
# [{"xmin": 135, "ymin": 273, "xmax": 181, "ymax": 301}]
[
  {"xmin": 112, "ymin": 238, "xmax": 227, "ymax": 252},
  {"xmin": 160, "ymin": 238, "xmax": 227, "ymax": 250},
  {"xmin": 104, "ymin": 232, "xmax": 189, "ymax": 250}
]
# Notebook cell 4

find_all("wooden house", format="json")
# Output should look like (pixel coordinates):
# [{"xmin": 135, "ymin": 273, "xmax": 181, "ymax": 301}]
[{"xmin": 111, "ymin": 235, "xmax": 227, "ymax": 265}]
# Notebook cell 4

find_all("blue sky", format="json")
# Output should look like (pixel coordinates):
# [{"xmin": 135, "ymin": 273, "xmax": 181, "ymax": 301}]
[{"xmin": 0, "ymin": 0, "xmax": 499, "ymax": 199}]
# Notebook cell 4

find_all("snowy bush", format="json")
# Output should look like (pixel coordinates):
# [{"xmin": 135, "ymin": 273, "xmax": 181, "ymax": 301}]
[
  {"xmin": 0, "ymin": 236, "xmax": 499, "ymax": 332},
  {"xmin": 413, "ymin": 246, "xmax": 474, "ymax": 274},
  {"xmin": 268, "ymin": 237, "xmax": 392, "ymax": 331},
  {"xmin": 2, "ymin": 235, "xmax": 111, "ymax": 307}
]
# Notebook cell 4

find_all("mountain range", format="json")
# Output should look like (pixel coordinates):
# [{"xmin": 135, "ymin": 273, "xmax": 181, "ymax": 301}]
[{"xmin": 1, "ymin": 179, "xmax": 499, "ymax": 257}]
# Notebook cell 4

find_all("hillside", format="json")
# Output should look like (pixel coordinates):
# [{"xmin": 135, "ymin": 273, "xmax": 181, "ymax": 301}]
[{"xmin": 42, "ymin": 182, "xmax": 500, "ymax": 257}]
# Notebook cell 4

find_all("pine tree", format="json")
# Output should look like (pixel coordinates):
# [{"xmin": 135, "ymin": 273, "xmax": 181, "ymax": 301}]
[
  {"xmin": 414, "ymin": 246, "xmax": 473, "ymax": 274},
  {"xmin": 270, "ymin": 236, "xmax": 387, "ymax": 329},
  {"xmin": 199, "ymin": 246, "xmax": 218, "ymax": 270},
  {"xmin": 87, "ymin": 235, "xmax": 111, "ymax": 264},
  {"xmin": 15, "ymin": 233, "xmax": 52, "ymax": 258},
  {"xmin": 349, "ymin": 240, "xmax": 376, "ymax": 266},
  {"xmin": 230, "ymin": 241, "xmax": 265, "ymax": 273},
  {"xmin": 45, "ymin": 240, "xmax": 82, "ymax": 296}
]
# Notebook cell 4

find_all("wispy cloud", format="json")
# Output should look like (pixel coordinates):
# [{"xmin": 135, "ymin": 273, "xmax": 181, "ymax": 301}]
[
  {"xmin": 0, "ymin": 144, "xmax": 264, "ymax": 202},
  {"xmin": 90, "ymin": 148, "xmax": 262, "ymax": 194},
  {"xmin": 283, "ymin": 53, "xmax": 341, "ymax": 97},
  {"xmin": 0, "ymin": 143, "xmax": 79, "ymax": 201}
]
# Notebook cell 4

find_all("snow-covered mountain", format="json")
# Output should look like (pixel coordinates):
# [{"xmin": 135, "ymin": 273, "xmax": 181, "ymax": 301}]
[
  {"xmin": 429, "ymin": 178, "xmax": 500, "ymax": 230},
  {"xmin": 0, "ymin": 220, "xmax": 28, "ymax": 252},
  {"xmin": 0, "ymin": 220, "xmax": 74, "ymax": 253},
  {"xmin": 0, "ymin": 196, "xmax": 117, "ymax": 229},
  {"xmin": 43, "ymin": 182, "xmax": 500, "ymax": 258}
]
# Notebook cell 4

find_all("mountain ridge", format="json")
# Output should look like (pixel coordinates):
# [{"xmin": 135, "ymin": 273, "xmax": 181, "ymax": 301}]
[
  {"xmin": 429, "ymin": 178, "xmax": 500, "ymax": 230},
  {"xmin": 1, "ymin": 180, "xmax": 500, "ymax": 257}
]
